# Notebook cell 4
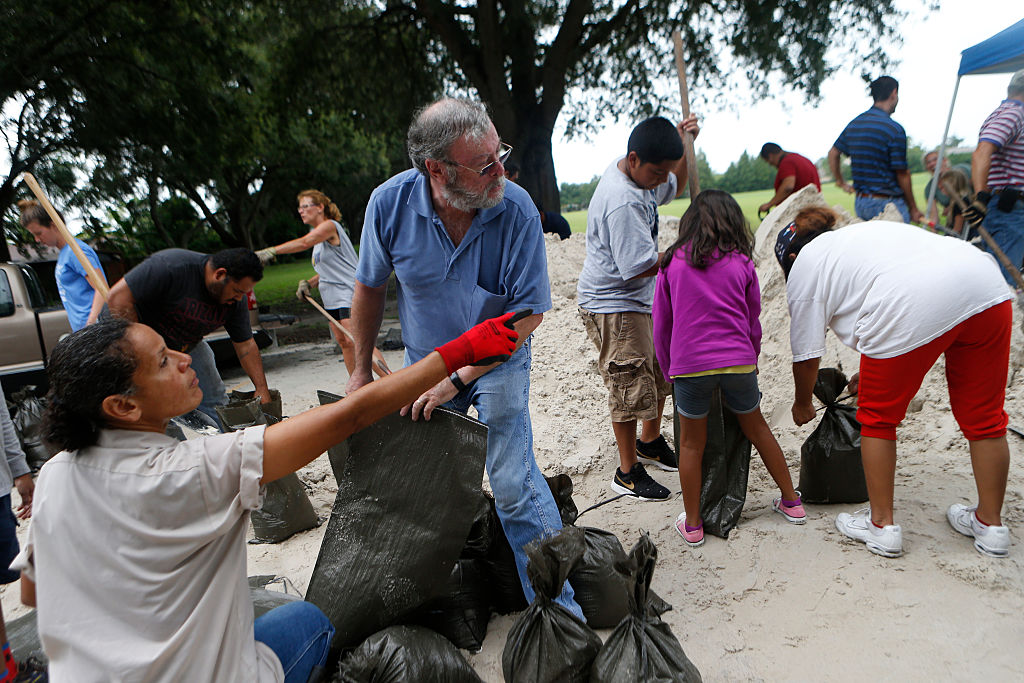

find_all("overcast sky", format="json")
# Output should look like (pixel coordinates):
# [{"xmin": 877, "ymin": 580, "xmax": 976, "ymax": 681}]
[{"xmin": 552, "ymin": 0, "xmax": 1024, "ymax": 183}]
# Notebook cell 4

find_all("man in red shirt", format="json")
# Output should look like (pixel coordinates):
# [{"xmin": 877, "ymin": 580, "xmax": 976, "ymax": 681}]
[{"xmin": 757, "ymin": 143, "xmax": 822, "ymax": 215}]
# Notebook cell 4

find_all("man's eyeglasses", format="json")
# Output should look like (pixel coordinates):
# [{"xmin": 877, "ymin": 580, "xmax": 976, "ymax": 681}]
[{"xmin": 444, "ymin": 143, "xmax": 513, "ymax": 176}]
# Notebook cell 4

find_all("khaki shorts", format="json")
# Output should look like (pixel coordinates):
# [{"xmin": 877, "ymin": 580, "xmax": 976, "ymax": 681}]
[{"xmin": 579, "ymin": 308, "xmax": 672, "ymax": 422}]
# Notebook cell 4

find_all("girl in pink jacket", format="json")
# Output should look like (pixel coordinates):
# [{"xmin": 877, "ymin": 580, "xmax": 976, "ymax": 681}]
[{"xmin": 653, "ymin": 190, "xmax": 803, "ymax": 547}]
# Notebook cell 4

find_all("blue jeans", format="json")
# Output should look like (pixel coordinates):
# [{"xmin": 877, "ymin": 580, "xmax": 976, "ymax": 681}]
[
  {"xmin": 855, "ymin": 195, "xmax": 910, "ymax": 222},
  {"xmin": 982, "ymin": 194, "xmax": 1024, "ymax": 286},
  {"xmin": 189, "ymin": 339, "xmax": 228, "ymax": 428},
  {"xmin": 254, "ymin": 601, "xmax": 334, "ymax": 683},
  {"xmin": 435, "ymin": 340, "xmax": 583, "ymax": 620}
]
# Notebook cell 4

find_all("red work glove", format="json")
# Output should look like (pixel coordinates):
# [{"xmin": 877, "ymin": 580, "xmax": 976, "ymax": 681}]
[{"xmin": 435, "ymin": 310, "xmax": 532, "ymax": 373}]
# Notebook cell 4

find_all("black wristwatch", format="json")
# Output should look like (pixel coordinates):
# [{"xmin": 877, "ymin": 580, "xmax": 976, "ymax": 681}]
[{"xmin": 449, "ymin": 371, "xmax": 468, "ymax": 392}]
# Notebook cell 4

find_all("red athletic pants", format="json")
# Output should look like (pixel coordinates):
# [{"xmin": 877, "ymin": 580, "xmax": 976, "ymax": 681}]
[{"xmin": 856, "ymin": 301, "xmax": 1011, "ymax": 441}]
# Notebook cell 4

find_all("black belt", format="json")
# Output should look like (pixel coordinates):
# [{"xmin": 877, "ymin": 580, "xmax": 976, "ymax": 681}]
[{"xmin": 857, "ymin": 192, "xmax": 898, "ymax": 199}]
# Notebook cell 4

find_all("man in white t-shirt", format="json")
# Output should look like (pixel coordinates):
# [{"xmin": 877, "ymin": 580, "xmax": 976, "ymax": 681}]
[{"xmin": 775, "ymin": 208, "xmax": 1013, "ymax": 559}]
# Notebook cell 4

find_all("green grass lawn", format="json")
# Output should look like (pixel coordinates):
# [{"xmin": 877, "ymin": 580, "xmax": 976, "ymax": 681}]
[
  {"xmin": 565, "ymin": 171, "xmax": 934, "ymax": 233},
  {"xmin": 253, "ymin": 259, "xmax": 316, "ymax": 309}
]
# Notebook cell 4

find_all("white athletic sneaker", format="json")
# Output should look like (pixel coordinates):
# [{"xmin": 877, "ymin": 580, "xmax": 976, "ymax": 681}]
[
  {"xmin": 947, "ymin": 504, "xmax": 1010, "ymax": 558},
  {"xmin": 835, "ymin": 508, "xmax": 903, "ymax": 558}
]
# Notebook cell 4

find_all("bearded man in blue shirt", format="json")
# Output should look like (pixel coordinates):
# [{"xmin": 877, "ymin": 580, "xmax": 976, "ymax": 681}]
[{"xmin": 345, "ymin": 98, "xmax": 582, "ymax": 618}]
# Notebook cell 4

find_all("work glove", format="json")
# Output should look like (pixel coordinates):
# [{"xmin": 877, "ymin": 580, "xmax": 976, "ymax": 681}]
[
  {"xmin": 961, "ymin": 191, "xmax": 991, "ymax": 225},
  {"xmin": 255, "ymin": 247, "xmax": 277, "ymax": 265},
  {"xmin": 434, "ymin": 309, "xmax": 532, "ymax": 373},
  {"xmin": 295, "ymin": 279, "xmax": 311, "ymax": 301}
]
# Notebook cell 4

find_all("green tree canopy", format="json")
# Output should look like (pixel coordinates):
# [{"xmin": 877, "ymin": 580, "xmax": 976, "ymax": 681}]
[{"xmin": 385, "ymin": 0, "xmax": 905, "ymax": 213}]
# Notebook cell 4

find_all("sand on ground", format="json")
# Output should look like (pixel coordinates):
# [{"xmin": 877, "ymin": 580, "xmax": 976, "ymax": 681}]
[{"xmin": 4, "ymin": 187, "xmax": 1022, "ymax": 680}]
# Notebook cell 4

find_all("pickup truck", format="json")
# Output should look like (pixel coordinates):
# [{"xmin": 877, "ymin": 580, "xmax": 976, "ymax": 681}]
[
  {"xmin": 0, "ymin": 261, "xmax": 70, "ymax": 389},
  {"xmin": 0, "ymin": 260, "xmax": 294, "ymax": 392}
]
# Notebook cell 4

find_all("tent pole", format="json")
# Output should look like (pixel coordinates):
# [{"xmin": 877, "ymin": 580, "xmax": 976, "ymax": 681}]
[{"xmin": 927, "ymin": 74, "xmax": 961, "ymax": 235}]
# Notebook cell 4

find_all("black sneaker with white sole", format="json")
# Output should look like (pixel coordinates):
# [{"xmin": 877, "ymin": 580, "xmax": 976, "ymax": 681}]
[
  {"xmin": 636, "ymin": 435, "xmax": 679, "ymax": 472},
  {"xmin": 611, "ymin": 462, "xmax": 671, "ymax": 501}
]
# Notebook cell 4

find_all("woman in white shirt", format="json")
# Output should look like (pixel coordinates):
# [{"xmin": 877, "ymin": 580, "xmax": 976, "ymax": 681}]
[{"xmin": 14, "ymin": 312, "xmax": 523, "ymax": 682}]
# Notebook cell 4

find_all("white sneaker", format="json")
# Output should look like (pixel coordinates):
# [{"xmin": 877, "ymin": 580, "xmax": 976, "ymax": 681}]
[
  {"xmin": 947, "ymin": 504, "xmax": 1010, "ymax": 558},
  {"xmin": 835, "ymin": 508, "xmax": 903, "ymax": 557}
]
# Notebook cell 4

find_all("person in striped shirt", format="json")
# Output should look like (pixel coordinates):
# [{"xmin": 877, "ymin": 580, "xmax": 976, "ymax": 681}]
[
  {"xmin": 827, "ymin": 76, "xmax": 924, "ymax": 224},
  {"xmin": 964, "ymin": 70, "xmax": 1024, "ymax": 286}
]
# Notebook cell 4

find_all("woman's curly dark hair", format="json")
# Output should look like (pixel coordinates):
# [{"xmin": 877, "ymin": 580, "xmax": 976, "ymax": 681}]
[{"xmin": 42, "ymin": 318, "xmax": 138, "ymax": 452}]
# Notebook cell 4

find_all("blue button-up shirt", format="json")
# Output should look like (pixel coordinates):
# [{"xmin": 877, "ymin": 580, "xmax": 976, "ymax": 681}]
[{"xmin": 356, "ymin": 169, "xmax": 552, "ymax": 363}]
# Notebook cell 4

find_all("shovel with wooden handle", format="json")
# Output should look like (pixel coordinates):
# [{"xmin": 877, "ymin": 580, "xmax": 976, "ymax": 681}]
[
  {"xmin": 945, "ymin": 187, "xmax": 1024, "ymax": 292},
  {"xmin": 672, "ymin": 30, "xmax": 700, "ymax": 200},
  {"xmin": 302, "ymin": 293, "xmax": 391, "ymax": 376},
  {"xmin": 22, "ymin": 173, "xmax": 109, "ymax": 299}
]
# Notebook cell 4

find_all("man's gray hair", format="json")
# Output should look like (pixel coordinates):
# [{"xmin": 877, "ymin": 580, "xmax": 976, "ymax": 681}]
[
  {"xmin": 407, "ymin": 99, "xmax": 493, "ymax": 175},
  {"xmin": 1009, "ymin": 69, "xmax": 1024, "ymax": 97}
]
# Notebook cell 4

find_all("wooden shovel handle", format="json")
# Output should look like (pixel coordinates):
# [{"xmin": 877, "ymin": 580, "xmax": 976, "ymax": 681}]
[
  {"xmin": 303, "ymin": 293, "xmax": 391, "ymax": 375},
  {"xmin": 22, "ymin": 173, "xmax": 109, "ymax": 299},
  {"xmin": 672, "ymin": 30, "xmax": 700, "ymax": 200},
  {"xmin": 944, "ymin": 185, "xmax": 1024, "ymax": 291}
]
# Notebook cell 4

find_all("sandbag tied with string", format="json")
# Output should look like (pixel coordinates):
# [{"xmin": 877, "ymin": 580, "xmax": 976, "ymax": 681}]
[
  {"xmin": 501, "ymin": 526, "xmax": 601, "ymax": 683},
  {"xmin": 591, "ymin": 532, "xmax": 702, "ymax": 682}
]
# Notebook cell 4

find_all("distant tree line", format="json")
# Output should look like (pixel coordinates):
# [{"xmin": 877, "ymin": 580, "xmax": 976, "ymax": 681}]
[{"xmin": 559, "ymin": 139, "xmax": 972, "ymax": 209}]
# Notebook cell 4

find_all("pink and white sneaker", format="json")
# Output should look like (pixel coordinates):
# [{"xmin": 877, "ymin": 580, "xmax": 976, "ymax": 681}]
[
  {"xmin": 772, "ymin": 492, "xmax": 807, "ymax": 525},
  {"xmin": 675, "ymin": 512, "xmax": 705, "ymax": 547}
]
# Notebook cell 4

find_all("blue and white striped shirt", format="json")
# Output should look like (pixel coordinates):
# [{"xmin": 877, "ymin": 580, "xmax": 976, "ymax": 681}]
[{"xmin": 834, "ymin": 107, "xmax": 908, "ymax": 196}]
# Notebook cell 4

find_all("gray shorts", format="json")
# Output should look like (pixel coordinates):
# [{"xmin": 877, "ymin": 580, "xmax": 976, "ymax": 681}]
[{"xmin": 579, "ymin": 308, "xmax": 672, "ymax": 422}]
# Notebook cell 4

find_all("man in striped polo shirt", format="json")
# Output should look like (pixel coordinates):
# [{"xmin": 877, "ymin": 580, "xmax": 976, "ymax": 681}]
[
  {"xmin": 828, "ymin": 76, "xmax": 923, "ymax": 223},
  {"xmin": 965, "ymin": 70, "xmax": 1024, "ymax": 286}
]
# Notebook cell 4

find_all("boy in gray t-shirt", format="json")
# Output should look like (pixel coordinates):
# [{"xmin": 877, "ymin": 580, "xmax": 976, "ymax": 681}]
[{"xmin": 577, "ymin": 115, "xmax": 699, "ymax": 502}]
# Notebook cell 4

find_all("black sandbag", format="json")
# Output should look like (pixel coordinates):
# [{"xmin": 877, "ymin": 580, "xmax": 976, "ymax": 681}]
[
  {"xmin": 334, "ymin": 625, "xmax": 482, "ymax": 683},
  {"xmin": 251, "ymin": 587, "xmax": 302, "ymax": 617},
  {"xmin": 251, "ymin": 472, "xmax": 321, "ymax": 543},
  {"xmin": 466, "ymin": 494, "xmax": 527, "ymax": 615},
  {"xmin": 567, "ymin": 527, "xmax": 672, "ymax": 629},
  {"xmin": 216, "ymin": 392, "xmax": 282, "ymax": 429},
  {"xmin": 546, "ymin": 473, "xmax": 579, "ymax": 526},
  {"xmin": 218, "ymin": 395, "xmax": 320, "ymax": 543},
  {"xmin": 305, "ymin": 400, "xmax": 488, "ymax": 654},
  {"xmin": 568, "ymin": 526, "xmax": 629, "ymax": 628},
  {"xmin": 799, "ymin": 368, "xmax": 869, "ymax": 504},
  {"xmin": 468, "ymin": 473, "xmax": 577, "ymax": 617},
  {"xmin": 591, "ymin": 533, "xmax": 702, "ymax": 683},
  {"xmin": 502, "ymin": 527, "xmax": 602, "ymax": 683},
  {"xmin": 406, "ymin": 558, "xmax": 491, "ymax": 652},
  {"xmin": 228, "ymin": 388, "xmax": 283, "ymax": 420},
  {"xmin": 317, "ymin": 390, "xmax": 348, "ymax": 485},
  {"xmin": 9, "ymin": 387, "xmax": 51, "ymax": 472},
  {"xmin": 7, "ymin": 609, "xmax": 45, "ymax": 667},
  {"xmin": 674, "ymin": 387, "xmax": 752, "ymax": 538},
  {"xmin": 461, "ymin": 494, "xmax": 496, "ymax": 560}
]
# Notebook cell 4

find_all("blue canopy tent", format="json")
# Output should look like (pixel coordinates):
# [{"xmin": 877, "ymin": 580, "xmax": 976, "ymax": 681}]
[{"xmin": 926, "ymin": 18, "xmax": 1024, "ymax": 232}]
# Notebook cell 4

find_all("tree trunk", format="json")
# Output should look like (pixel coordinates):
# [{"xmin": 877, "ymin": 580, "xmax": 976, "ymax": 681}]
[{"xmin": 510, "ymin": 114, "xmax": 560, "ymax": 215}]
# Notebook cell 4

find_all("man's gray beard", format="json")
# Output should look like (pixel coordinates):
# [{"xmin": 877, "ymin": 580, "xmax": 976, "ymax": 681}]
[{"xmin": 442, "ymin": 175, "xmax": 506, "ymax": 211}]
